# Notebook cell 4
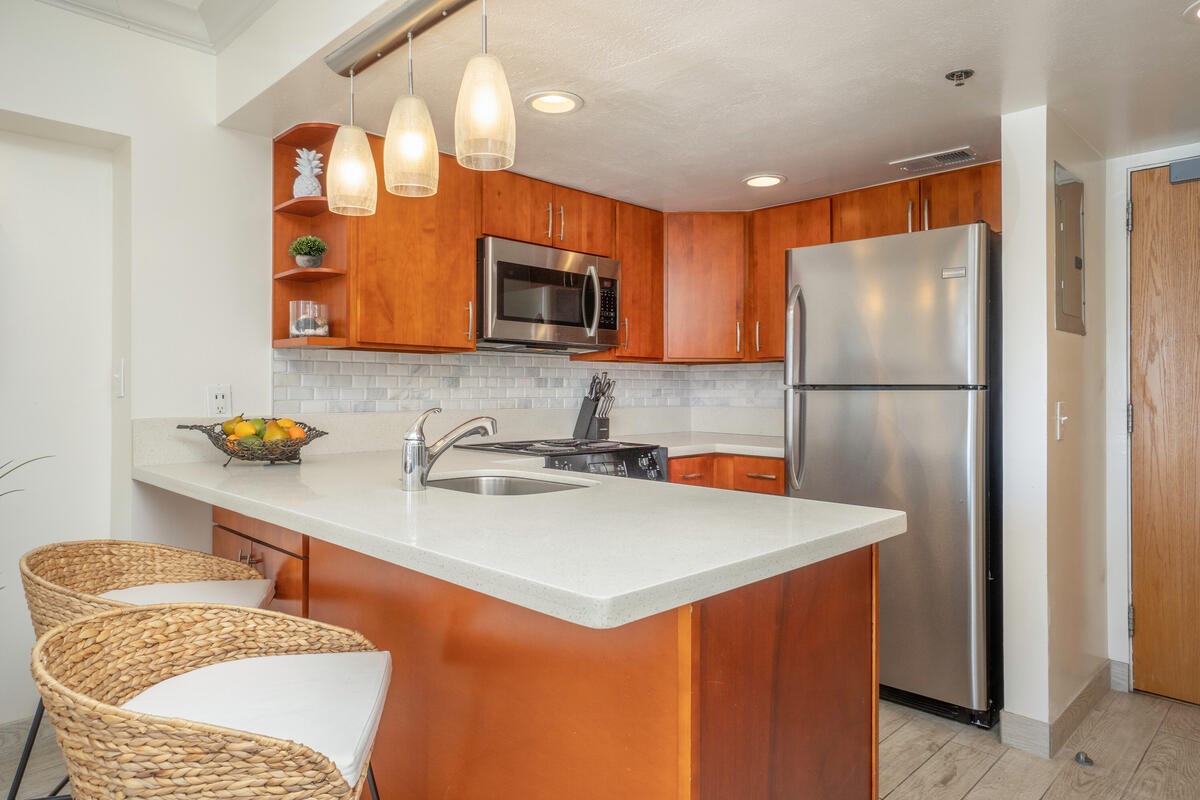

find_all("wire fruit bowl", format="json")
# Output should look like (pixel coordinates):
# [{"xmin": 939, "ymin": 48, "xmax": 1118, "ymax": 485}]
[{"xmin": 177, "ymin": 421, "xmax": 327, "ymax": 466}]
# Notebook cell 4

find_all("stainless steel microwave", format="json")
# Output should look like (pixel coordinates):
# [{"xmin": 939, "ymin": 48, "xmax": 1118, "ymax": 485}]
[{"xmin": 476, "ymin": 237, "xmax": 620, "ymax": 353}]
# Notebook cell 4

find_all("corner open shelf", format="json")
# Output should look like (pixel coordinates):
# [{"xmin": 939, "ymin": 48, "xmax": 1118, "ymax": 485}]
[
  {"xmin": 274, "ymin": 266, "xmax": 347, "ymax": 282},
  {"xmin": 273, "ymin": 337, "xmax": 348, "ymax": 349},
  {"xmin": 274, "ymin": 196, "xmax": 330, "ymax": 217}
]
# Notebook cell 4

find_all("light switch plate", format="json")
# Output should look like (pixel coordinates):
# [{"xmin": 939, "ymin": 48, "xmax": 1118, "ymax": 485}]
[{"xmin": 207, "ymin": 384, "xmax": 232, "ymax": 417}]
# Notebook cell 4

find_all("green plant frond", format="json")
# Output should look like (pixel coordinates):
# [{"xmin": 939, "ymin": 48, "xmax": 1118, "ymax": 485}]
[{"xmin": 0, "ymin": 454, "xmax": 54, "ymax": 482}]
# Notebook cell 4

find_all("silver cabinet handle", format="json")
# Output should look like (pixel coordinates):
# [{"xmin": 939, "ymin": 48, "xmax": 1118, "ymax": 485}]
[
  {"xmin": 755, "ymin": 320, "xmax": 760, "ymax": 352},
  {"xmin": 907, "ymin": 200, "xmax": 914, "ymax": 232},
  {"xmin": 466, "ymin": 300, "xmax": 474, "ymax": 341},
  {"xmin": 680, "ymin": 473, "xmax": 704, "ymax": 479},
  {"xmin": 237, "ymin": 548, "xmax": 262, "ymax": 567},
  {"xmin": 559, "ymin": 205, "xmax": 565, "ymax": 241},
  {"xmin": 736, "ymin": 321, "xmax": 742, "ymax": 353},
  {"xmin": 746, "ymin": 473, "xmax": 778, "ymax": 480},
  {"xmin": 624, "ymin": 318, "xmax": 630, "ymax": 350},
  {"xmin": 547, "ymin": 202, "xmax": 553, "ymax": 239},
  {"xmin": 924, "ymin": 196, "xmax": 930, "ymax": 231}
]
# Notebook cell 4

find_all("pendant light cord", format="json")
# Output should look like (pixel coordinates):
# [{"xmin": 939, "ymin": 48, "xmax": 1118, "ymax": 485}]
[
  {"xmin": 407, "ymin": 31, "xmax": 414, "ymax": 95},
  {"xmin": 349, "ymin": 68, "xmax": 355, "ymax": 127},
  {"xmin": 481, "ymin": 0, "xmax": 487, "ymax": 54}
]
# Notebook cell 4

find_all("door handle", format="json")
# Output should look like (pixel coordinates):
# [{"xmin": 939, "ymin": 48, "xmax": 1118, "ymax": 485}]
[
  {"xmin": 785, "ymin": 285, "xmax": 803, "ymax": 385},
  {"xmin": 559, "ymin": 205, "xmax": 565, "ymax": 241},
  {"xmin": 547, "ymin": 203, "xmax": 553, "ymax": 239},
  {"xmin": 466, "ymin": 300, "xmax": 474, "ymax": 341},
  {"xmin": 755, "ymin": 320, "xmax": 760, "ymax": 352},
  {"xmin": 583, "ymin": 264, "xmax": 600, "ymax": 337},
  {"xmin": 785, "ymin": 390, "xmax": 806, "ymax": 492},
  {"xmin": 746, "ymin": 473, "xmax": 778, "ymax": 480},
  {"xmin": 924, "ymin": 196, "xmax": 930, "ymax": 231},
  {"xmin": 736, "ymin": 321, "xmax": 742, "ymax": 353},
  {"xmin": 680, "ymin": 473, "xmax": 705, "ymax": 480},
  {"xmin": 624, "ymin": 318, "xmax": 630, "ymax": 350},
  {"xmin": 907, "ymin": 200, "xmax": 914, "ymax": 233}
]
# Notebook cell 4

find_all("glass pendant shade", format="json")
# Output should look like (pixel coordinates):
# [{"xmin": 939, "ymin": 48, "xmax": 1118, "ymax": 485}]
[
  {"xmin": 327, "ymin": 124, "xmax": 377, "ymax": 216},
  {"xmin": 454, "ymin": 52, "xmax": 516, "ymax": 171},
  {"xmin": 384, "ymin": 94, "xmax": 439, "ymax": 197}
]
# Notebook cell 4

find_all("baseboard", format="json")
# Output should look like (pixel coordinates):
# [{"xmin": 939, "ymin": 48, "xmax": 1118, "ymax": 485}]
[
  {"xmin": 1000, "ymin": 660, "xmax": 1112, "ymax": 758},
  {"xmin": 1110, "ymin": 660, "xmax": 1131, "ymax": 692}
]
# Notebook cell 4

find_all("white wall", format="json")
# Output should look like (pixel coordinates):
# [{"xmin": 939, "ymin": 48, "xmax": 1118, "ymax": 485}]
[
  {"xmin": 1102, "ymin": 139, "xmax": 1200, "ymax": 679},
  {"xmin": 0, "ymin": 130, "xmax": 113, "ymax": 723}
]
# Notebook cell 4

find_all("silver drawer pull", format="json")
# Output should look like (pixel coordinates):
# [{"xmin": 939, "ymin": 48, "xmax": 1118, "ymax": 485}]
[
  {"xmin": 746, "ymin": 473, "xmax": 777, "ymax": 480},
  {"xmin": 680, "ymin": 473, "xmax": 705, "ymax": 479}
]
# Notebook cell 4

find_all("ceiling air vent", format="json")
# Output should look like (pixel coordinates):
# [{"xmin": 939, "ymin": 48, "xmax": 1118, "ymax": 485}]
[{"xmin": 889, "ymin": 147, "xmax": 978, "ymax": 174}]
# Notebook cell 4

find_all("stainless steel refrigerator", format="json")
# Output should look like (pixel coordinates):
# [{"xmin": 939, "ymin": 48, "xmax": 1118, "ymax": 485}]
[{"xmin": 784, "ymin": 222, "xmax": 1001, "ymax": 726}]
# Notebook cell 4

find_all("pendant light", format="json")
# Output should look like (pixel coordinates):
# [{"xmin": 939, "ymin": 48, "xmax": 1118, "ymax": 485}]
[
  {"xmin": 327, "ymin": 69, "xmax": 378, "ymax": 216},
  {"xmin": 454, "ymin": 0, "xmax": 516, "ymax": 171},
  {"xmin": 384, "ymin": 32, "xmax": 439, "ymax": 197}
]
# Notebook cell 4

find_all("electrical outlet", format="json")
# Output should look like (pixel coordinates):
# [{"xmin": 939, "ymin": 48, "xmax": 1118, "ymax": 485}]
[{"xmin": 207, "ymin": 384, "xmax": 232, "ymax": 417}]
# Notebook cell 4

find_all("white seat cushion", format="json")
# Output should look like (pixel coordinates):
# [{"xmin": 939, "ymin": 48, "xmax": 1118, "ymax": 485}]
[
  {"xmin": 121, "ymin": 651, "xmax": 391, "ymax": 786},
  {"xmin": 98, "ymin": 578, "xmax": 274, "ymax": 609}
]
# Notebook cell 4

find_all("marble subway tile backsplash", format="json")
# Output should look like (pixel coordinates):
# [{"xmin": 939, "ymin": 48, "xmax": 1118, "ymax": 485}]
[{"xmin": 272, "ymin": 350, "xmax": 784, "ymax": 415}]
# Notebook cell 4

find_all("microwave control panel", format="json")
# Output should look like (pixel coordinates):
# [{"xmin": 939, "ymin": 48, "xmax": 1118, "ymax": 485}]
[{"xmin": 599, "ymin": 278, "xmax": 618, "ymax": 330}]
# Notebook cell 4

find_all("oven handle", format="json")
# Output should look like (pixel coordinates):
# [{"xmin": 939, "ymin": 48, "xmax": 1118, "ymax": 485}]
[{"xmin": 583, "ymin": 264, "xmax": 600, "ymax": 338}]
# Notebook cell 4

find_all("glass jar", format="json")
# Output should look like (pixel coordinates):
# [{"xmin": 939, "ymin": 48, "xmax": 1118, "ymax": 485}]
[{"xmin": 289, "ymin": 300, "xmax": 329, "ymax": 337}]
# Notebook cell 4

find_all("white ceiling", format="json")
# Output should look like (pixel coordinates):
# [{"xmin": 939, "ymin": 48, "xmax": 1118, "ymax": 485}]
[
  {"xmin": 222, "ymin": 1, "xmax": 1200, "ymax": 210},
  {"xmin": 38, "ymin": 0, "xmax": 276, "ymax": 53}
]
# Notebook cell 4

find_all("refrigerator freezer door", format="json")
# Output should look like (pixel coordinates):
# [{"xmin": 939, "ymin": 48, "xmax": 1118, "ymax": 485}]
[
  {"xmin": 786, "ymin": 387, "xmax": 988, "ymax": 711},
  {"xmin": 785, "ymin": 223, "xmax": 989, "ymax": 387}
]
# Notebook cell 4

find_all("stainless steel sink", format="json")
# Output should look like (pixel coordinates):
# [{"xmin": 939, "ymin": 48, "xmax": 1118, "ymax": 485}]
[{"xmin": 426, "ymin": 475, "xmax": 584, "ymax": 496}]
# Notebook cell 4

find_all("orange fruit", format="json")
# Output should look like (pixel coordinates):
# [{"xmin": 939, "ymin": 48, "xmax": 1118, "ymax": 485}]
[
  {"xmin": 287, "ymin": 426, "xmax": 306, "ymax": 440},
  {"xmin": 226, "ymin": 434, "xmax": 240, "ymax": 441}
]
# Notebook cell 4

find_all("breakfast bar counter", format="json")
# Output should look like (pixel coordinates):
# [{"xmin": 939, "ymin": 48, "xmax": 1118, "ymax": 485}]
[{"xmin": 134, "ymin": 442, "xmax": 905, "ymax": 800}]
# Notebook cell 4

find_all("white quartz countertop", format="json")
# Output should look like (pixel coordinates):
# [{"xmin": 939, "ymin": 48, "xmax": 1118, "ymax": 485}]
[{"xmin": 133, "ymin": 433, "xmax": 903, "ymax": 629}]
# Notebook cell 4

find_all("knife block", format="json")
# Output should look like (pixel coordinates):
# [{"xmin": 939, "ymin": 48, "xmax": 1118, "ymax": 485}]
[{"xmin": 572, "ymin": 398, "xmax": 598, "ymax": 439}]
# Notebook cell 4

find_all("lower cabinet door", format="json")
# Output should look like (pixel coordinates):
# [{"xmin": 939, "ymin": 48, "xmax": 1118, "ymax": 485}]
[
  {"xmin": 668, "ymin": 455, "xmax": 715, "ymax": 487},
  {"xmin": 212, "ymin": 526, "xmax": 308, "ymax": 617},
  {"xmin": 729, "ymin": 455, "xmax": 786, "ymax": 495}
]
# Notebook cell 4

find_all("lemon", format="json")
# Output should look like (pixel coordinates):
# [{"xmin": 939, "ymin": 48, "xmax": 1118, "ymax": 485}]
[
  {"xmin": 233, "ymin": 421, "xmax": 257, "ymax": 438},
  {"xmin": 277, "ymin": 418, "xmax": 296, "ymax": 429}
]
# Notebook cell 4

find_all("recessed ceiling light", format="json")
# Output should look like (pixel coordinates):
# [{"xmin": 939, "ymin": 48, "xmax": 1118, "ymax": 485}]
[
  {"xmin": 1184, "ymin": 1, "xmax": 1200, "ymax": 22},
  {"xmin": 744, "ymin": 173, "xmax": 786, "ymax": 188},
  {"xmin": 525, "ymin": 91, "xmax": 584, "ymax": 114}
]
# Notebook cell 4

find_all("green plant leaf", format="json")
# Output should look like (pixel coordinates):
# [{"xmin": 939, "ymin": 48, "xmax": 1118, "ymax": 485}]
[{"xmin": 0, "ymin": 454, "xmax": 53, "ymax": 482}]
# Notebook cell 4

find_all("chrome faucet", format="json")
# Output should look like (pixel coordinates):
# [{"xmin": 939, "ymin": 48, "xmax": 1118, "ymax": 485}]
[{"xmin": 401, "ymin": 408, "xmax": 497, "ymax": 491}]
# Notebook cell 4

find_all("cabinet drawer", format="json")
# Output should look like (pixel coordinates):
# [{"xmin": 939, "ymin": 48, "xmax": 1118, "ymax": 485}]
[
  {"xmin": 668, "ymin": 455, "xmax": 715, "ymax": 487},
  {"xmin": 729, "ymin": 455, "xmax": 786, "ymax": 495},
  {"xmin": 213, "ymin": 507, "xmax": 307, "ymax": 558},
  {"xmin": 212, "ymin": 526, "xmax": 308, "ymax": 618}
]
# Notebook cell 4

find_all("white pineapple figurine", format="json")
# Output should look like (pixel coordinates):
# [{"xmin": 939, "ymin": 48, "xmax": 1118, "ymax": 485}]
[{"xmin": 292, "ymin": 148, "xmax": 324, "ymax": 198}]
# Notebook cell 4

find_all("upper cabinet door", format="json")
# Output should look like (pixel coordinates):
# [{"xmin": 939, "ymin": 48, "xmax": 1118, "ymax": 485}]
[
  {"xmin": 481, "ymin": 170, "xmax": 556, "ymax": 245},
  {"xmin": 918, "ymin": 162, "xmax": 1002, "ymax": 232},
  {"xmin": 831, "ymin": 179, "xmax": 921, "ymax": 242},
  {"xmin": 616, "ymin": 202, "xmax": 664, "ymax": 359},
  {"xmin": 554, "ymin": 185, "xmax": 615, "ymax": 257},
  {"xmin": 664, "ymin": 212, "xmax": 746, "ymax": 361},
  {"xmin": 355, "ymin": 148, "xmax": 479, "ymax": 351},
  {"xmin": 747, "ymin": 198, "xmax": 831, "ymax": 361}
]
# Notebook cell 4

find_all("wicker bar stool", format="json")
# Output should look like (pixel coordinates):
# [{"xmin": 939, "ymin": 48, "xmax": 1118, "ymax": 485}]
[
  {"xmin": 32, "ymin": 603, "xmax": 390, "ymax": 800},
  {"xmin": 10, "ymin": 540, "xmax": 274, "ymax": 800}
]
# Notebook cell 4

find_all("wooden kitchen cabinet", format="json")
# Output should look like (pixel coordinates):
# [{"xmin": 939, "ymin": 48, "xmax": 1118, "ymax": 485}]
[
  {"xmin": 664, "ymin": 212, "xmax": 747, "ymax": 361},
  {"xmin": 746, "ymin": 198, "xmax": 831, "ymax": 361},
  {"xmin": 575, "ymin": 201, "xmax": 664, "ymax": 362},
  {"xmin": 670, "ymin": 454, "xmax": 787, "ymax": 495},
  {"xmin": 212, "ymin": 507, "xmax": 308, "ymax": 617},
  {"xmin": 831, "ymin": 179, "xmax": 921, "ymax": 242},
  {"xmin": 918, "ymin": 161, "xmax": 1002, "ymax": 232},
  {"xmin": 355, "ymin": 148, "xmax": 479, "ymax": 351},
  {"xmin": 481, "ymin": 170, "xmax": 614, "ymax": 256}
]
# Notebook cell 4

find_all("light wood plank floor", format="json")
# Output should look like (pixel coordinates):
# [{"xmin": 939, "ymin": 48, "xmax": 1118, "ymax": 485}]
[
  {"xmin": 880, "ymin": 690, "xmax": 1200, "ymax": 800},
  {"xmin": 3, "ymin": 690, "xmax": 1199, "ymax": 799}
]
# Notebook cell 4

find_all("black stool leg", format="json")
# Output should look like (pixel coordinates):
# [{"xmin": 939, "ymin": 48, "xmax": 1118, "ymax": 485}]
[
  {"xmin": 5, "ymin": 698, "xmax": 44, "ymax": 800},
  {"xmin": 366, "ymin": 763, "xmax": 379, "ymax": 800}
]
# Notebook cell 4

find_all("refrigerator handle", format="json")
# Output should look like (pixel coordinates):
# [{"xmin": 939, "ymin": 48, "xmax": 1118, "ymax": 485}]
[
  {"xmin": 907, "ymin": 200, "xmax": 914, "ymax": 233},
  {"xmin": 785, "ymin": 284, "xmax": 803, "ymax": 385},
  {"xmin": 785, "ymin": 389, "xmax": 806, "ymax": 493}
]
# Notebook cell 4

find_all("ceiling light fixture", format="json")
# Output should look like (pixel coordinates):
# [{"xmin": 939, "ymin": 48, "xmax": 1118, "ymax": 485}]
[
  {"xmin": 1183, "ymin": 1, "xmax": 1200, "ymax": 22},
  {"xmin": 327, "ymin": 69, "xmax": 378, "ymax": 216},
  {"xmin": 383, "ymin": 31, "xmax": 439, "ymax": 197},
  {"xmin": 945, "ymin": 68, "xmax": 975, "ymax": 87},
  {"xmin": 525, "ymin": 90, "xmax": 584, "ymax": 115},
  {"xmin": 744, "ymin": 173, "xmax": 786, "ymax": 188},
  {"xmin": 454, "ymin": 0, "xmax": 516, "ymax": 170}
]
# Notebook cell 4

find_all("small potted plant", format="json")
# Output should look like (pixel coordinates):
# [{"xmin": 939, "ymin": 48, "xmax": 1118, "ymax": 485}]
[{"xmin": 288, "ymin": 235, "xmax": 328, "ymax": 268}]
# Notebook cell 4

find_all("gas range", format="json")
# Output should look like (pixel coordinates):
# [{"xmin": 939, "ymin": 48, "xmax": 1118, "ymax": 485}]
[{"xmin": 457, "ymin": 438, "xmax": 667, "ymax": 481}]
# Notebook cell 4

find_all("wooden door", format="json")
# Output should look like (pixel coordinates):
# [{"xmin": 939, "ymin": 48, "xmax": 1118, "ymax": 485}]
[
  {"xmin": 212, "ymin": 526, "xmax": 308, "ymax": 617},
  {"xmin": 918, "ymin": 163, "xmax": 1002, "ymax": 232},
  {"xmin": 480, "ymin": 170, "xmax": 555, "ymax": 245},
  {"xmin": 554, "ymin": 185, "xmax": 614, "ymax": 257},
  {"xmin": 831, "ymin": 179, "xmax": 920, "ymax": 242},
  {"xmin": 746, "ymin": 198, "xmax": 831, "ymax": 360},
  {"xmin": 1130, "ymin": 165, "xmax": 1200, "ymax": 705},
  {"xmin": 728, "ymin": 455, "xmax": 786, "ymax": 495},
  {"xmin": 354, "ymin": 148, "xmax": 478, "ymax": 350},
  {"xmin": 664, "ymin": 212, "xmax": 746, "ymax": 361},
  {"xmin": 668, "ymin": 454, "xmax": 715, "ymax": 487}
]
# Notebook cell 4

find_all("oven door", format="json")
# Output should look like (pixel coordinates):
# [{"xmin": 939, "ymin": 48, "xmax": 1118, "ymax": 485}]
[{"xmin": 478, "ymin": 237, "xmax": 620, "ymax": 349}]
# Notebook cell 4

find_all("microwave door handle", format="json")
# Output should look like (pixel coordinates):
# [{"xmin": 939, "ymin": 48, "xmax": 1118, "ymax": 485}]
[{"xmin": 583, "ymin": 265, "xmax": 600, "ymax": 338}]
